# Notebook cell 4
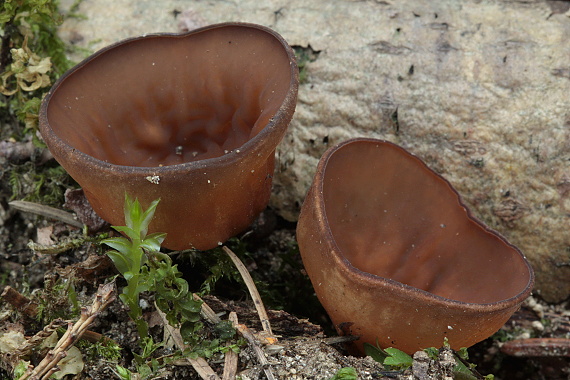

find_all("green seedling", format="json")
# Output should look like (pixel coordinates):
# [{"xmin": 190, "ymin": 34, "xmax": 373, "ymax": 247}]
[
  {"xmin": 102, "ymin": 194, "xmax": 237, "ymax": 377},
  {"xmin": 364, "ymin": 339, "xmax": 495, "ymax": 379},
  {"xmin": 363, "ymin": 343, "xmax": 412, "ymax": 370},
  {"xmin": 114, "ymin": 364, "xmax": 132, "ymax": 380},
  {"xmin": 102, "ymin": 195, "xmax": 166, "ymax": 338},
  {"xmin": 330, "ymin": 367, "xmax": 357, "ymax": 380}
]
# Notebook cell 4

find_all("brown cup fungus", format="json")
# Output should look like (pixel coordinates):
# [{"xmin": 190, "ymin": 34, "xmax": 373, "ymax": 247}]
[
  {"xmin": 297, "ymin": 138, "xmax": 534, "ymax": 354},
  {"xmin": 39, "ymin": 23, "xmax": 299, "ymax": 250}
]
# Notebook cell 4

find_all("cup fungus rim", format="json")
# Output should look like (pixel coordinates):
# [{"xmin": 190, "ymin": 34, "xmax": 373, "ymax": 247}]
[
  {"xmin": 38, "ymin": 22, "xmax": 299, "ymax": 176},
  {"xmin": 312, "ymin": 137, "xmax": 534, "ymax": 311}
]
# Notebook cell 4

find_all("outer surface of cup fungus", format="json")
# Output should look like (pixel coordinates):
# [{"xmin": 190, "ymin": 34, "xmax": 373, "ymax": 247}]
[
  {"xmin": 297, "ymin": 138, "xmax": 534, "ymax": 354},
  {"xmin": 39, "ymin": 22, "xmax": 299, "ymax": 250}
]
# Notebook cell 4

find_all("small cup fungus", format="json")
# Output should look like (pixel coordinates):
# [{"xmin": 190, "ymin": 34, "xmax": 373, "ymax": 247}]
[
  {"xmin": 297, "ymin": 138, "xmax": 534, "ymax": 354},
  {"xmin": 39, "ymin": 22, "xmax": 299, "ymax": 250}
]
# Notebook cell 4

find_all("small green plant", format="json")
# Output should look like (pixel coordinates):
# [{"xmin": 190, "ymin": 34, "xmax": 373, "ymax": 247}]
[
  {"xmin": 114, "ymin": 364, "xmax": 132, "ymax": 380},
  {"xmin": 453, "ymin": 346, "xmax": 495, "ymax": 380},
  {"xmin": 364, "ymin": 339, "xmax": 495, "ymax": 379},
  {"xmin": 102, "ymin": 194, "xmax": 239, "ymax": 378},
  {"xmin": 77, "ymin": 338, "xmax": 122, "ymax": 362},
  {"xmin": 330, "ymin": 367, "xmax": 357, "ymax": 380},
  {"xmin": 102, "ymin": 195, "xmax": 167, "ymax": 339},
  {"xmin": 130, "ymin": 336, "xmax": 165, "ymax": 379},
  {"xmin": 363, "ymin": 343, "xmax": 412, "ymax": 371},
  {"xmin": 32, "ymin": 274, "xmax": 81, "ymax": 324}
]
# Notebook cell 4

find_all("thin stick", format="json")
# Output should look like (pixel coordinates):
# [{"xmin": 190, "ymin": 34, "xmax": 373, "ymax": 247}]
[
  {"xmin": 233, "ymin": 322, "xmax": 276, "ymax": 380},
  {"xmin": 222, "ymin": 246, "xmax": 274, "ymax": 339},
  {"xmin": 322, "ymin": 335, "xmax": 360, "ymax": 345},
  {"xmin": 1, "ymin": 285, "xmax": 39, "ymax": 318},
  {"xmin": 9, "ymin": 201, "xmax": 83, "ymax": 228},
  {"xmin": 193, "ymin": 293, "xmax": 221, "ymax": 324},
  {"xmin": 15, "ymin": 318, "xmax": 70, "ymax": 357},
  {"xmin": 19, "ymin": 282, "xmax": 116, "ymax": 380},
  {"xmin": 156, "ymin": 306, "xmax": 221, "ymax": 380},
  {"xmin": 222, "ymin": 312, "xmax": 239, "ymax": 380}
]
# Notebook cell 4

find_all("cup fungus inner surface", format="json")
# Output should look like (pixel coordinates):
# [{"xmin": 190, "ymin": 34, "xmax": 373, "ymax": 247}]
[
  {"xmin": 321, "ymin": 140, "xmax": 532, "ymax": 304},
  {"xmin": 45, "ymin": 24, "xmax": 292, "ymax": 167}
]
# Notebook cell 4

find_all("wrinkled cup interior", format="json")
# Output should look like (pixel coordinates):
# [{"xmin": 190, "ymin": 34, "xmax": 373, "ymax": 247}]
[
  {"xmin": 322, "ymin": 140, "xmax": 532, "ymax": 304},
  {"xmin": 39, "ymin": 23, "xmax": 298, "ymax": 250},
  {"xmin": 46, "ymin": 25, "xmax": 292, "ymax": 167}
]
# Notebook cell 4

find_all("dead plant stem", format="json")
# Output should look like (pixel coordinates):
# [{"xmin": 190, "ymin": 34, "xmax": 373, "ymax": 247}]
[
  {"xmin": 18, "ymin": 282, "xmax": 116, "ymax": 380},
  {"xmin": 222, "ymin": 246, "xmax": 274, "ymax": 340}
]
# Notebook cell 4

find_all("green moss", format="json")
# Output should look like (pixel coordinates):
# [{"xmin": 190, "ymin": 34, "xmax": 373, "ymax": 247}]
[
  {"xmin": 292, "ymin": 45, "xmax": 320, "ymax": 84},
  {"xmin": 1, "ymin": 0, "xmax": 76, "ymax": 138},
  {"xmin": 33, "ymin": 275, "xmax": 80, "ymax": 323},
  {"xmin": 8, "ymin": 161, "xmax": 75, "ymax": 206},
  {"xmin": 78, "ymin": 339, "xmax": 123, "ymax": 362}
]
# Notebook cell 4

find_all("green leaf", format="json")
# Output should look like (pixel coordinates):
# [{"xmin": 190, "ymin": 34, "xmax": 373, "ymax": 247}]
[
  {"xmin": 132, "ymin": 352, "xmax": 144, "ymax": 366},
  {"xmin": 363, "ymin": 342, "xmax": 389, "ymax": 363},
  {"xmin": 115, "ymin": 365, "xmax": 131, "ymax": 380},
  {"xmin": 453, "ymin": 355, "xmax": 479, "ymax": 380},
  {"xmin": 179, "ymin": 298, "xmax": 203, "ymax": 313},
  {"xmin": 214, "ymin": 320, "xmax": 236, "ymax": 340},
  {"xmin": 181, "ymin": 321, "xmax": 204, "ymax": 342},
  {"xmin": 423, "ymin": 346, "xmax": 439, "ymax": 360},
  {"xmin": 0, "ymin": 14, "xmax": 12, "ymax": 25},
  {"xmin": 330, "ymin": 367, "xmax": 357, "ymax": 380},
  {"xmin": 102, "ymin": 236, "xmax": 132, "ymax": 253},
  {"xmin": 456, "ymin": 347, "xmax": 469, "ymax": 360},
  {"xmin": 123, "ymin": 194, "xmax": 138, "ymax": 231},
  {"xmin": 105, "ymin": 250, "xmax": 132, "ymax": 275},
  {"xmin": 155, "ymin": 298, "xmax": 169, "ymax": 313},
  {"xmin": 111, "ymin": 225, "xmax": 139, "ymax": 242},
  {"xmin": 134, "ymin": 281, "xmax": 152, "ymax": 295},
  {"xmin": 123, "ymin": 271, "xmax": 135, "ymax": 281},
  {"xmin": 383, "ymin": 347, "xmax": 413, "ymax": 369},
  {"xmin": 141, "ymin": 232, "xmax": 167, "ymax": 252},
  {"xmin": 182, "ymin": 310, "xmax": 202, "ymax": 323},
  {"xmin": 136, "ymin": 362, "xmax": 152, "ymax": 379},
  {"xmin": 139, "ymin": 198, "xmax": 161, "ymax": 237}
]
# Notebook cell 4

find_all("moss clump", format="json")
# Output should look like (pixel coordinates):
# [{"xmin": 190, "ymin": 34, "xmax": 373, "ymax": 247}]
[
  {"xmin": 0, "ymin": 1, "xmax": 81, "ymax": 205},
  {"xmin": 1, "ymin": 0, "xmax": 75, "ymax": 139},
  {"xmin": 8, "ymin": 160, "xmax": 75, "ymax": 206}
]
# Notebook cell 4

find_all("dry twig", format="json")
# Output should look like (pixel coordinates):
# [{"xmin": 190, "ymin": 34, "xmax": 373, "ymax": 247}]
[
  {"xmin": 233, "ymin": 322, "xmax": 276, "ymax": 380},
  {"xmin": 18, "ymin": 282, "xmax": 116, "ymax": 380},
  {"xmin": 222, "ymin": 312, "xmax": 239, "ymax": 380},
  {"xmin": 501, "ymin": 337, "xmax": 570, "ymax": 357},
  {"xmin": 1, "ymin": 286, "xmax": 39, "ymax": 318},
  {"xmin": 9, "ymin": 200, "xmax": 83, "ymax": 228},
  {"xmin": 156, "ymin": 305, "xmax": 221, "ymax": 380},
  {"xmin": 194, "ymin": 293, "xmax": 222, "ymax": 324},
  {"xmin": 15, "ymin": 318, "xmax": 70, "ymax": 357},
  {"xmin": 222, "ymin": 246, "xmax": 274, "ymax": 340}
]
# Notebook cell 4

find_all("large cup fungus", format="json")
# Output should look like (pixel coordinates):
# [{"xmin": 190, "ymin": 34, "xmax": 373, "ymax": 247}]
[
  {"xmin": 297, "ymin": 138, "xmax": 534, "ymax": 354},
  {"xmin": 39, "ymin": 23, "xmax": 298, "ymax": 250}
]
